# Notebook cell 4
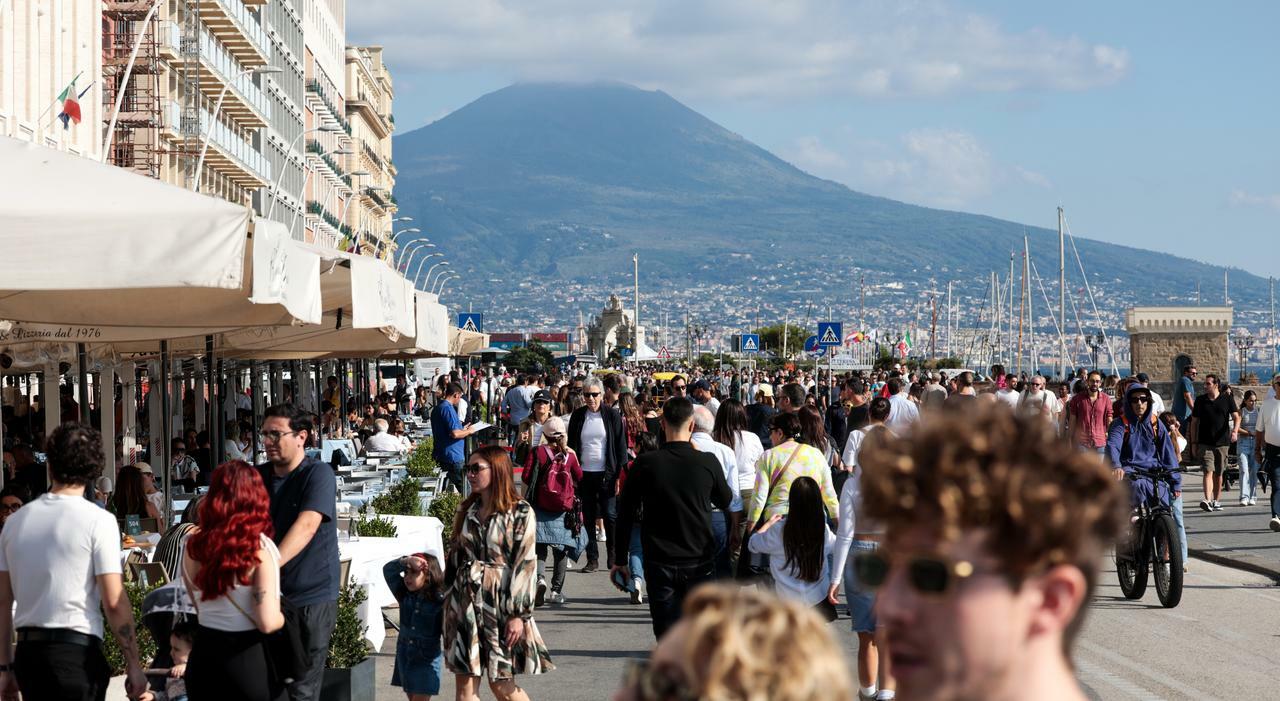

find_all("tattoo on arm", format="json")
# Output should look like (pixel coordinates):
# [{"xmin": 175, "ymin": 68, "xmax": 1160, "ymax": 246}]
[
  {"xmin": 253, "ymin": 589, "xmax": 267, "ymax": 605},
  {"xmin": 115, "ymin": 623, "xmax": 140, "ymax": 662}
]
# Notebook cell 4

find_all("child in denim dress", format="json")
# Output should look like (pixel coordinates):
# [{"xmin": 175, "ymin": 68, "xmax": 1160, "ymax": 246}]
[{"xmin": 384, "ymin": 553, "xmax": 446, "ymax": 700}]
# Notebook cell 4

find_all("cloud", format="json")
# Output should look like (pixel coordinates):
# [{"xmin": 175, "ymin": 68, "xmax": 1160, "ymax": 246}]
[
  {"xmin": 347, "ymin": 0, "xmax": 1129, "ymax": 101},
  {"xmin": 782, "ymin": 128, "xmax": 1049, "ymax": 208},
  {"xmin": 1228, "ymin": 190, "xmax": 1280, "ymax": 211}
]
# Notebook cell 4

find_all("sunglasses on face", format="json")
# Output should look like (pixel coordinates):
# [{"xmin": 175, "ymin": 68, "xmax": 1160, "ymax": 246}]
[
  {"xmin": 1130, "ymin": 397, "xmax": 1150, "ymax": 404},
  {"xmin": 583, "ymin": 392, "xmax": 602, "ymax": 398},
  {"xmin": 0, "ymin": 502, "xmax": 21, "ymax": 513},
  {"xmin": 465, "ymin": 463, "xmax": 490, "ymax": 476},
  {"xmin": 854, "ymin": 551, "xmax": 980, "ymax": 596}
]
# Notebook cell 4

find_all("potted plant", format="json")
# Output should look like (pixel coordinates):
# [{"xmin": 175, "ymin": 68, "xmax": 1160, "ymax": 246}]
[
  {"xmin": 427, "ymin": 490, "xmax": 464, "ymax": 543},
  {"xmin": 321, "ymin": 578, "xmax": 374, "ymax": 701}
]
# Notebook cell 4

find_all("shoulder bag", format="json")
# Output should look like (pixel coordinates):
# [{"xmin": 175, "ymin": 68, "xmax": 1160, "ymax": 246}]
[{"xmin": 734, "ymin": 445, "xmax": 800, "ymax": 581}]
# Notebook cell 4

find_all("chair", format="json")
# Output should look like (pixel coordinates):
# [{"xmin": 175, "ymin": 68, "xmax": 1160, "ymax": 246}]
[
  {"xmin": 130, "ymin": 562, "xmax": 170, "ymax": 588},
  {"xmin": 123, "ymin": 550, "xmax": 150, "ymax": 583}
]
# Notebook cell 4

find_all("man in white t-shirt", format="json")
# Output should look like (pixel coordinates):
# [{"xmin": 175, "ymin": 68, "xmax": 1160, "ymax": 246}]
[
  {"xmin": 0, "ymin": 424, "xmax": 152, "ymax": 701},
  {"xmin": 884, "ymin": 377, "xmax": 920, "ymax": 434},
  {"xmin": 690, "ymin": 406, "xmax": 743, "ymax": 578},
  {"xmin": 995, "ymin": 374, "xmax": 1021, "ymax": 411},
  {"xmin": 362, "ymin": 418, "xmax": 403, "ymax": 453}
]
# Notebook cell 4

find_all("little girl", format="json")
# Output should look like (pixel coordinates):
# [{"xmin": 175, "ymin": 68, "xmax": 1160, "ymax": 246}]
[
  {"xmin": 747, "ymin": 475, "xmax": 837, "ymax": 620},
  {"xmin": 383, "ymin": 553, "xmax": 446, "ymax": 701}
]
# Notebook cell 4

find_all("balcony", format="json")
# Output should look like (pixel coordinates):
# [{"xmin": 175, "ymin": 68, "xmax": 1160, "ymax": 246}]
[
  {"xmin": 305, "ymin": 80, "xmax": 351, "ymax": 134},
  {"xmin": 166, "ymin": 23, "xmax": 271, "ymax": 128},
  {"xmin": 163, "ymin": 100, "xmax": 271, "ymax": 187},
  {"xmin": 194, "ymin": 0, "xmax": 269, "ymax": 67},
  {"xmin": 346, "ymin": 91, "xmax": 392, "ymax": 139},
  {"xmin": 304, "ymin": 140, "xmax": 351, "ymax": 194}
]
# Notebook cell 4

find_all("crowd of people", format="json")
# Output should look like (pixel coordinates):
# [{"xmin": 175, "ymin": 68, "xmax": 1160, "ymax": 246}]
[{"xmin": 0, "ymin": 358, "xmax": 1277, "ymax": 701}]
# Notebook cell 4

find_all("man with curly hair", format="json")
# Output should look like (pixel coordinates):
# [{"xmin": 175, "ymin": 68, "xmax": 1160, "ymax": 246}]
[{"xmin": 855, "ymin": 402, "xmax": 1126, "ymax": 701}]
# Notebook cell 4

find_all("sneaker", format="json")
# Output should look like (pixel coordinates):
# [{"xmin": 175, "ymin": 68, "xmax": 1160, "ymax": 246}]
[
  {"xmin": 1199, "ymin": 500, "xmax": 1212, "ymax": 512},
  {"xmin": 1249, "ymin": 497, "xmax": 1258, "ymax": 506},
  {"xmin": 630, "ymin": 578, "xmax": 644, "ymax": 605},
  {"xmin": 582, "ymin": 561, "xmax": 599, "ymax": 573},
  {"xmin": 1270, "ymin": 517, "xmax": 1280, "ymax": 532},
  {"xmin": 547, "ymin": 591, "xmax": 566, "ymax": 605},
  {"xmin": 1241, "ymin": 499, "xmax": 1251, "ymax": 507},
  {"xmin": 535, "ymin": 577, "xmax": 547, "ymax": 608},
  {"xmin": 597, "ymin": 527, "xmax": 608, "ymax": 543},
  {"xmin": 1212, "ymin": 501, "xmax": 1223, "ymax": 511}
]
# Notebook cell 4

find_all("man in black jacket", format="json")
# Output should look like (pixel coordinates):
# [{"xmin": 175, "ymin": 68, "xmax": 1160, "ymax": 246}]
[
  {"xmin": 613, "ymin": 397, "xmax": 733, "ymax": 638},
  {"xmin": 568, "ymin": 375, "xmax": 627, "ymax": 571}
]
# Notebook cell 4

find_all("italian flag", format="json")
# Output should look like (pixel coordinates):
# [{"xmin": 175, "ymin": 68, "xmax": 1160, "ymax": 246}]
[{"xmin": 56, "ymin": 78, "xmax": 82, "ymax": 129}]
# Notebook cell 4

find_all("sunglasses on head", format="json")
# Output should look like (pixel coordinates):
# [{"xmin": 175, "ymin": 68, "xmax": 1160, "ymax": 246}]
[
  {"xmin": 464, "ymin": 462, "xmax": 490, "ymax": 476},
  {"xmin": 854, "ymin": 551, "xmax": 979, "ymax": 596}
]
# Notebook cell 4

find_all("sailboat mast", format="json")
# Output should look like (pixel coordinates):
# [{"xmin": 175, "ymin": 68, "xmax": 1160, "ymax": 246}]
[
  {"xmin": 1272, "ymin": 277, "xmax": 1277, "ymax": 376},
  {"xmin": 946, "ymin": 280, "xmax": 953, "ymax": 359},
  {"xmin": 1058, "ymin": 206, "xmax": 1065, "ymax": 379},
  {"xmin": 1025, "ymin": 235, "xmax": 1033, "ymax": 375},
  {"xmin": 1018, "ymin": 252, "xmax": 1025, "ymax": 376}
]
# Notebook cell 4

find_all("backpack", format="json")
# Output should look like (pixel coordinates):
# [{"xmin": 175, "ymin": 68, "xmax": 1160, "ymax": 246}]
[{"xmin": 533, "ymin": 445, "xmax": 576, "ymax": 513}]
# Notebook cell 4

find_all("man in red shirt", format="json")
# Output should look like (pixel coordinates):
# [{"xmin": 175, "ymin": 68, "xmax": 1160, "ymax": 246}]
[{"xmin": 1067, "ymin": 371, "xmax": 1113, "ymax": 453}]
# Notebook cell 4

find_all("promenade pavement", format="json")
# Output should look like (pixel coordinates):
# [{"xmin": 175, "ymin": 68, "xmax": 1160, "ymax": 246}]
[{"xmin": 1181, "ymin": 483, "xmax": 1280, "ymax": 580}]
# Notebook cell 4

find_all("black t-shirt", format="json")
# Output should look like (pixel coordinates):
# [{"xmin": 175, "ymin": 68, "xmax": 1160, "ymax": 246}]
[
  {"xmin": 1192, "ymin": 392, "xmax": 1238, "ymax": 447},
  {"xmin": 746, "ymin": 404, "xmax": 777, "ymax": 449},
  {"xmin": 259, "ymin": 456, "xmax": 339, "ymax": 606},
  {"xmin": 847, "ymin": 404, "xmax": 870, "ymax": 433}
]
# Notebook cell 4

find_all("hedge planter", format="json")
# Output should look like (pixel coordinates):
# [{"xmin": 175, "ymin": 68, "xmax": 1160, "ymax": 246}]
[{"xmin": 320, "ymin": 657, "xmax": 375, "ymax": 701}]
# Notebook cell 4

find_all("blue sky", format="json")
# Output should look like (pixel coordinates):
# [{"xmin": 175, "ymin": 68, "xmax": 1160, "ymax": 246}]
[{"xmin": 349, "ymin": 1, "xmax": 1278, "ymax": 277}]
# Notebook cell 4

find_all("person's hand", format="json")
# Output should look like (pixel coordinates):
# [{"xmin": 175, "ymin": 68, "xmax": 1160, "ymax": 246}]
[
  {"xmin": 1, "ymin": 670, "xmax": 20, "ymax": 701},
  {"xmin": 169, "ymin": 662, "xmax": 187, "ymax": 678},
  {"xmin": 728, "ymin": 531, "xmax": 742, "ymax": 557},
  {"xmin": 1112, "ymin": 468, "xmax": 1125, "ymax": 482},
  {"xmin": 756, "ymin": 513, "xmax": 784, "ymax": 533},
  {"xmin": 125, "ymin": 664, "xmax": 152, "ymax": 700},
  {"xmin": 403, "ymin": 555, "xmax": 427, "ymax": 572},
  {"xmin": 504, "ymin": 617, "xmax": 525, "ymax": 648},
  {"xmin": 1173, "ymin": 491, "xmax": 1181, "ymax": 499},
  {"xmin": 827, "ymin": 582, "xmax": 841, "ymax": 605}
]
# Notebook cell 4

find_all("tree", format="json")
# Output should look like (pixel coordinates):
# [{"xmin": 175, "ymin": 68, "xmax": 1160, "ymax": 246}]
[
  {"xmin": 505, "ymin": 340, "xmax": 555, "ymax": 373},
  {"xmin": 754, "ymin": 323, "xmax": 810, "ymax": 360}
]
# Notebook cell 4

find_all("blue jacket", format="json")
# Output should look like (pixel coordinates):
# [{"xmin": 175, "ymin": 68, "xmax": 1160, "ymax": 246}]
[
  {"xmin": 1106, "ymin": 384, "xmax": 1181, "ymax": 493},
  {"xmin": 382, "ymin": 559, "xmax": 444, "ymax": 647}
]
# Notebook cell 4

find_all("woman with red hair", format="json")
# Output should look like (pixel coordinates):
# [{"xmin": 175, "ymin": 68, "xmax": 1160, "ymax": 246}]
[{"xmin": 181, "ymin": 460, "xmax": 285, "ymax": 700}]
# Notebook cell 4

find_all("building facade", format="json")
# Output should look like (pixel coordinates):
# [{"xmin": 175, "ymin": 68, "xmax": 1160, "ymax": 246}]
[
  {"xmin": 1, "ymin": 1, "xmax": 103, "ymax": 159},
  {"xmin": 301, "ymin": 0, "xmax": 351, "ymax": 248},
  {"xmin": 343, "ymin": 44, "xmax": 396, "ymax": 257},
  {"xmin": 1127, "ymin": 306, "xmax": 1232, "ymax": 386}
]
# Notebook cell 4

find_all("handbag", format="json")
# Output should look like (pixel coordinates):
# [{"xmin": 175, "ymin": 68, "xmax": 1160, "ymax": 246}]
[
  {"xmin": 735, "ymin": 445, "xmax": 801, "ymax": 581},
  {"xmin": 181, "ymin": 539, "xmax": 311, "ymax": 686}
]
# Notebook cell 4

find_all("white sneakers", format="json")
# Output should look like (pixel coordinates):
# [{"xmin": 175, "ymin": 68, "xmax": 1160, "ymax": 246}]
[{"xmin": 1270, "ymin": 516, "xmax": 1280, "ymax": 532}]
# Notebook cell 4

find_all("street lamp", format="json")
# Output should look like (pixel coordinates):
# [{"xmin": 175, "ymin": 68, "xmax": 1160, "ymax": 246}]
[
  {"xmin": 396, "ymin": 241, "xmax": 434, "ymax": 273},
  {"xmin": 423, "ymin": 260, "xmax": 450, "ymax": 290},
  {"xmin": 286, "ymin": 146, "xmax": 354, "ymax": 237},
  {"xmin": 1232, "ymin": 333, "xmax": 1255, "ymax": 383},
  {"xmin": 192, "ymin": 66, "xmax": 284, "ymax": 191},
  {"xmin": 411, "ymin": 253, "xmax": 444, "ymax": 288},
  {"xmin": 1084, "ymin": 334, "xmax": 1102, "ymax": 372},
  {"xmin": 264, "ymin": 124, "xmax": 345, "ymax": 220},
  {"xmin": 434, "ymin": 273, "xmax": 459, "ymax": 296},
  {"xmin": 102, "ymin": 0, "xmax": 164, "ymax": 163}
]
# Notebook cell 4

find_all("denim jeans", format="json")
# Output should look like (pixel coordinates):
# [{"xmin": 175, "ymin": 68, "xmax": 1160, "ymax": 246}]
[
  {"xmin": 628, "ymin": 528, "xmax": 645, "ymax": 591},
  {"xmin": 440, "ymin": 459, "xmax": 465, "ymax": 494},
  {"xmin": 1238, "ymin": 438, "xmax": 1258, "ymax": 501},
  {"xmin": 709, "ymin": 511, "xmax": 731, "ymax": 579},
  {"xmin": 1265, "ymin": 443, "xmax": 1280, "ymax": 518},
  {"xmin": 645, "ymin": 559, "xmax": 715, "ymax": 639},
  {"xmin": 1171, "ymin": 493, "xmax": 1188, "ymax": 565}
]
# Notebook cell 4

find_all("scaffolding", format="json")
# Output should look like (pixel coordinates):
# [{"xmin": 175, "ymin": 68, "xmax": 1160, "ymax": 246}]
[
  {"xmin": 178, "ymin": 0, "xmax": 204, "ymax": 188},
  {"xmin": 102, "ymin": 1, "xmax": 162, "ymax": 179}
]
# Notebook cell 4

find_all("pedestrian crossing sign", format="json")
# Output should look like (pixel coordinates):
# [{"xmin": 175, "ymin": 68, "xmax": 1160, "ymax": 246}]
[
  {"xmin": 741, "ymin": 334, "xmax": 760, "ymax": 353},
  {"xmin": 458, "ymin": 313, "xmax": 483, "ymax": 333},
  {"xmin": 818, "ymin": 322, "xmax": 842, "ymax": 347}
]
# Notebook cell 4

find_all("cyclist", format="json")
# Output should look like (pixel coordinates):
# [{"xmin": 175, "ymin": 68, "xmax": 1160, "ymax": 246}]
[{"xmin": 1106, "ymin": 384, "xmax": 1182, "ymax": 509}]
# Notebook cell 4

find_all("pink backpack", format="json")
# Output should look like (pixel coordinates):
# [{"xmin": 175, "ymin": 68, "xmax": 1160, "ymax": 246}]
[{"xmin": 533, "ymin": 445, "xmax": 577, "ymax": 513}]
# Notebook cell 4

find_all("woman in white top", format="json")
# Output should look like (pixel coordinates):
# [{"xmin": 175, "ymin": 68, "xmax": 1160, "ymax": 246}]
[
  {"xmin": 223, "ymin": 420, "xmax": 251, "ymax": 463},
  {"xmin": 747, "ymin": 476, "xmax": 837, "ymax": 620},
  {"xmin": 182, "ymin": 460, "xmax": 285, "ymax": 701}
]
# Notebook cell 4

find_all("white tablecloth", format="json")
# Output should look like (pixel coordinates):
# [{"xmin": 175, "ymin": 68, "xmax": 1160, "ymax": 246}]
[{"xmin": 337, "ymin": 515, "xmax": 444, "ymax": 651}]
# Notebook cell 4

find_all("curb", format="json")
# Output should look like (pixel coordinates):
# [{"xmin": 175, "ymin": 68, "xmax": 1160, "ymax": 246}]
[{"xmin": 1186, "ymin": 540, "xmax": 1280, "ymax": 582}]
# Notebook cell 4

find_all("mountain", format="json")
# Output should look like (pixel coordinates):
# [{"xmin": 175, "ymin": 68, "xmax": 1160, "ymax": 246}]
[{"xmin": 391, "ymin": 82, "xmax": 1268, "ymax": 325}]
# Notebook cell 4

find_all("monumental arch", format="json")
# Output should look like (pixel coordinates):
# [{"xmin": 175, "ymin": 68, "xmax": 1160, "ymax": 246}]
[{"xmin": 1126, "ymin": 306, "xmax": 1232, "ymax": 384}]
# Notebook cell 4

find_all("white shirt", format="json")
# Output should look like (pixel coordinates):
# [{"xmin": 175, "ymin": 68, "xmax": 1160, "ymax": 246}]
[
  {"xmin": 701, "ymin": 396, "xmax": 722, "ymax": 417},
  {"xmin": 363, "ymin": 431, "xmax": 402, "ymax": 453},
  {"xmin": 731, "ymin": 430, "xmax": 765, "ymax": 491},
  {"xmin": 885, "ymin": 394, "xmax": 919, "ymax": 433},
  {"xmin": 830, "ymin": 469, "xmax": 884, "ymax": 588},
  {"xmin": 995, "ymin": 388, "xmax": 1021, "ymax": 410},
  {"xmin": 580, "ymin": 411, "xmax": 608, "ymax": 472},
  {"xmin": 186, "ymin": 534, "xmax": 280, "ymax": 632},
  {"xmin": 224, "ymin": 438, "xmax": 249, "ymax": 463},
  {"xmin": 1259, "ymin": 391, "xmax": 1280, "ymax": 448},
  {"xmin": 1149, "ymin": 391, "xmax": 1166, "ymax": 415},
  {"xmin": 748, "ymin": 519, "xmax": 836, "ymax": 606},
  {"xmin": 691, "ymin": 433, "xmax": 744, "ymax": 512},
  {"xmin": 0, "ymin": 492, "xmax": 122, "ymax": 638}
]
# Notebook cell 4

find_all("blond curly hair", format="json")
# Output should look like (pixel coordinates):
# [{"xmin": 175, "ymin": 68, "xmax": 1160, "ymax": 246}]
[{"xmin": 675, "ymin": 585, "xmax": 852, "ymax": 701}]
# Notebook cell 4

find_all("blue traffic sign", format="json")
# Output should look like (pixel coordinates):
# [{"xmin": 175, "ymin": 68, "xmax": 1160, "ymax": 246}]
[
  {"xmin": 741, "ymin": 333, "xmax": 760, "ymax": 353},
  {"xmin": 804, "ymin": 335, "xmax": 820, "ymax": 353},
  {"xmin": 812, "ymin": 345, "xmax": 827, "ymax": 358},
  {"xmin": 817, "ymin": 322, "xmax": 843, "ymax": 347},
  {"xmin": 457, "ymin": 313, "xmax": 483, "ymax": 333}
]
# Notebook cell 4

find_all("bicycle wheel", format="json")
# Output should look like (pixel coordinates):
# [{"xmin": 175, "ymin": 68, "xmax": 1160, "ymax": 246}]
[
  {"xmin": 1152, "ymin": 513, "xmax": 1184, "ymax": 608},
  {"xmin": 1114, "ymin": 528, "xmax": 1148, "ymax": 600}
]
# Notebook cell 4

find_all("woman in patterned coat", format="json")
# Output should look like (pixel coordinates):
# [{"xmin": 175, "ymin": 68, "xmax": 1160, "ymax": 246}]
[{"xmin": 443, "ymin": 445, "xmax": 554, "ymax": 700}]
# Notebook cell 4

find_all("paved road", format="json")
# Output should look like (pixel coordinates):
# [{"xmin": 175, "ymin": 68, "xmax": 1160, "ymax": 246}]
[
  {"xmin": 1180, "ymin": 481, "xmax": 1280, "ymax": 579},
  {"xmin": 368, "ymin": 553, "xmax": 1280, "ymax": 701}
]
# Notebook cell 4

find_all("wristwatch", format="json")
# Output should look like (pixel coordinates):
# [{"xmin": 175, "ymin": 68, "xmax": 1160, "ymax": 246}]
[{"xmin": 0, "ymin": 663, "xmax": 11, "ymax": 672}]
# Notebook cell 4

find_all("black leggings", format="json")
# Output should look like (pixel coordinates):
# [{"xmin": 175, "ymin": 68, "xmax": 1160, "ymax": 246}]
[{"xmin": 187, "ymin": 626, "xmax": 285, "ymax": 701}]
